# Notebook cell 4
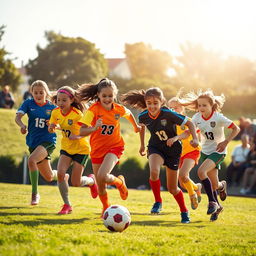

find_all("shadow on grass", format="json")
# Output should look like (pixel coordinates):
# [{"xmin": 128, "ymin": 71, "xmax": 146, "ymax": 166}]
[
  {"xmin": 0, "ymin": 212, "xmax": 53, "ymax": 216},
  {"xmin": 0, "ymin": 217, "xmax": 88, "ymax": 226},
  {"xmin": 0, "ymin": 206, "xmax": 28, "ymax": 210}
]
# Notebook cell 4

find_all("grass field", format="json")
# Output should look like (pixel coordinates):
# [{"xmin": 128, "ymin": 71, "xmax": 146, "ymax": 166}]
[{"xmin": 0, "ymin": 183, "xmax": 255, "ymax": 256}]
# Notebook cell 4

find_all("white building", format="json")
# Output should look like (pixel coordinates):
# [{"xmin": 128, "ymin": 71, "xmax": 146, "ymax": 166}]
[{"xmin": 107, "ymin": 58, "xmax": 132, "ymax": 79}]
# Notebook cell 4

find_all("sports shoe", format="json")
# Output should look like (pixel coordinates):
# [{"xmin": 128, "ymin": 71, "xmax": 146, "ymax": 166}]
[
  {"xmin": 195, "ymin": 183, "xmax": 202, "ymax": 203},
  {"xmin": 31, "ymin": 193, "xmax": 40, "ymax": 205},
  {"xmin": 207, "ymin": 201, "xmax": 218, "ymax": 215},
  {"xmin": 190, "ymin": 193, "xmax": 198, "ymax": 210},
  {"xmin": 58, "ymin": 204, "xmax": 72, "ymax": 215},
  {"xmin": 210, "ymin": 204, "xmax": 224, "ymax": 222},
  {"xmin": 117, "ymin": 175, "xmax": 128, "ymax": 200},
  {"xmin": 150, "ymin": 202, "xmax": 162, "ymax": 214},
  {"xmin": 88, "ymin": 174, "xmax": 98, "ymax": 199},
  {"xmin": 181, "ymin": 212, "xmax": 190, "ymax": 223},
  {"xmin": 218, "ymin": 180, "xmax": 227, "ymax": 201}
]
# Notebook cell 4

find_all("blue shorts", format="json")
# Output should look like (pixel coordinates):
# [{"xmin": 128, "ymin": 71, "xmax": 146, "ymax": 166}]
[{"xmin": 148, "ymin": 146, "xmax": 180, "ymax": 170}]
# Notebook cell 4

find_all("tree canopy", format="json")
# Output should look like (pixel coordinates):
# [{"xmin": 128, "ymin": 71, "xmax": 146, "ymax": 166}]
[
  {"xmin": 26, "ymin": 31, "xmax": 108, "ymax": 89},
  {"xmin": 0, "ymin": 25, "xmax": 22, "ymax": 92}
]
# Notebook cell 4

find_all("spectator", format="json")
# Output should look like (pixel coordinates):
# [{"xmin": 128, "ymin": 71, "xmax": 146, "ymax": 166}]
[
  {"xmin": 226, "ymin": 134, "xmax": 251, "ymax": 186},
  {"xmin": 243, "ymin": 118, "xmax": 256, "ymax": 143},
  {"xmin": 240, "ymin": 143, "xmax": 256, "ymax": 195},
  {"xmin": 233, "ymin": 116, "xmax": 246, "ymax": 140},
  {"xmin": 23, "ymin": 86, "xmax": 32, "ymax": 101},
  {"xmin": 0, "ymin": 85, "xmax": 15, "ymax": 109}
]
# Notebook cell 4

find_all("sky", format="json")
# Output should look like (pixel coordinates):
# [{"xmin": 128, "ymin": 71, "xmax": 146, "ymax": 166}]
[{"xmin": 1, "ymin": 0, "xmax": 256, "ymax": 67}]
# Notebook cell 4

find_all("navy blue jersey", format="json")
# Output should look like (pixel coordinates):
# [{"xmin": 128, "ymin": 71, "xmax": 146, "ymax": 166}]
[
  {"xmin": 17, "ymin": 99, "xmax": 57, "ymax": 148},
  {"xmin": 138, "ymin": 106, "xmax": 187, "ymax": 156}
]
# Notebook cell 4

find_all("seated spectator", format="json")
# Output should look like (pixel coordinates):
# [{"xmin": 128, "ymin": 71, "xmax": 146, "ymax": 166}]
[
  {"xmin": 233, "ymin": 116, "xmax": 246, "ymax": 140},
  {"xmin": 0, "ymin": 85, "xmax": 15, "ymax": 109},
  {"xmin": 226, "ymin": 134, "xmax": 251, "ymax": 186},
  {"xmin": 23, "ymin": 86, "xmax": 32, "ymax": 101},
  {"xmin": 240, "ymin": 144, "xmax": 256, "ymax": 195}
]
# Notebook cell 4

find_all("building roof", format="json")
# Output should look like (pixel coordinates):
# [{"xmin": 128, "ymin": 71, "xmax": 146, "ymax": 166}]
[{"xmin": 106, "ymin": 58, "xmax": 125, "ymax": 70}]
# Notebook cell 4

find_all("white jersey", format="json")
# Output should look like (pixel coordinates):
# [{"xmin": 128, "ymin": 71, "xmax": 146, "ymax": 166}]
[{"xmin": 192, "ymin": 111, "xmax": 233, "ymax": 155}]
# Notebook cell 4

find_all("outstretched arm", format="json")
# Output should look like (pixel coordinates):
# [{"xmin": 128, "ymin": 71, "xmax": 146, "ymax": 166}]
[
  {"xmin": 125, "ymin": 113, "xmax": 141, "ymax": 133},
  {"xmin": 80, "ymin": 118, "xmax": 103, "ymax": 136},
  {"xmin": 139, "ymin": 125, "xmax": 146, "ymax": 156},
  {"xmin": 15, "ymin": 113, "xmax": 27, "ymax": 134},
  {"xmin": 185, "ymin": 119, "xmax": 199, "ymax": 148}
]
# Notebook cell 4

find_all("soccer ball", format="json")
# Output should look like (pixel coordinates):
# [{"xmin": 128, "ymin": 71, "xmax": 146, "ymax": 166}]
[{"xmin": 103, "ymin": 205, "xmax": 131, "ymax": 232}]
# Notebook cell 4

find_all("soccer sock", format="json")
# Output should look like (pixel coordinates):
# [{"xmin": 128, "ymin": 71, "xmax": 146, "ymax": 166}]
[
  {"xmin": 183, "ymin": 179, "xmax": 196, "ymax": 196},
  {"xmin": 58, "ymin": 180, "xmax": 70, "ymax": 205},
  {"xmin": 109, "ymin": 176, "xmax": 122, "ymax": 188},
  {"xmin": 213, "ymin": 190, "xmax": 220, "ymax": 205},
  {"xmin": 149, "ymin": 179, "xmax": 162, "ymax": 203},
  {"xmin": 192, "ymin": 180, "xmax": 198, "ymax": 191},
  {"xmin": 173, "ymin": 190, "xmax": 188, "ymax": 213},
  {"xmin": 99, "ymin": 193, "xmax": 110, "ymax": 210},
  {"xmin": 29, "ymin": 170, "xmax": 39, "ymax": 194},
  {"xmin": 52, "ymin": 170, "xmax": 58, "ymax": 181},
  {"xmin": 201, "ymin": 178, "xmax": 216, "ymax": 202},
  {"xmin": 80, "ymin": 176, "xmax": 94, "ymax": 186}
]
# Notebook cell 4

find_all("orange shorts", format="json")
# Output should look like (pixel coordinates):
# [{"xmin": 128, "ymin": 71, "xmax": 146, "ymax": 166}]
[
  {"xmin": 91, "ymin": 146, "xmax": 124, "ymax": 164},
  {"xmin": 179, "ymin": 150, "xmax": 200, "ymax": 168}
]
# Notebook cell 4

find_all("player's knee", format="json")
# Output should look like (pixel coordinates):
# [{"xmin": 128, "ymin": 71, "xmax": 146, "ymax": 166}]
[{"xmin": 57, "ymin": 171, "xmax": 66, "ymax": 181}]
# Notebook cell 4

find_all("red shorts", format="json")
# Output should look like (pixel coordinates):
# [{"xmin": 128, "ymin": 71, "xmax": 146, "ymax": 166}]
[
  {"xmin": 179, "ymin": 150, "xmax": 200, "ymax": 168},
  {"xmin": 91, "ymin": 146, "xmax": 124, "ymax": 164}
]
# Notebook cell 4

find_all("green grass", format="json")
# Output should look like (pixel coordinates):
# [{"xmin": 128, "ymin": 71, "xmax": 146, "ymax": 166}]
[{"xmin": 0, "ymin": 183, "xmax": 255, "ymax": 256}]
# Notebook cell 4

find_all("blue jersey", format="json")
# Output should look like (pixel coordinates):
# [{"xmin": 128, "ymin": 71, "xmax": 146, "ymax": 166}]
[{"xmin": 17, "ymin": 99, "xmax": 57, "ymax": 148}]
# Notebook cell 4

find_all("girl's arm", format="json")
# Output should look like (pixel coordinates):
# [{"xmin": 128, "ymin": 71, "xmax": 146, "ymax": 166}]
[
  {"xmin": 185, "ymin": 119, "xmax": 199, "ymax": 148},
  {"xmin": 139, "ymin": 125, "xmax": 146, "ymax": 156},
  {"xmin": 217, "ymin": 123, "xmax": 240, "ymax": 152},
  {"xmin": 166, "ymin": 130, "xmax": 190, "ymax": 147},
  {"xmin": 80, "ymin": 118, "xmax": 102, "ymax": 136},
  {"xmin": 125, "ymin": 113, "xmax": 141, "ymax": 133},
  {"xmin": 15, "ymin": 113, "xmax": 27, "ymax": 134}
]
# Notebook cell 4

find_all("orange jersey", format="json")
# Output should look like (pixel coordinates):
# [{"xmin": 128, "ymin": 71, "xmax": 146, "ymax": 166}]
[
  {"xmin": 80, "ymin": 102, "xmax": 132, "ymax": 158},
  {"xmin": 49, "ymin": 107, "xmax": 90, "ymax": 155},
  {"xmin": 176, "ymin": 124, "xmax": 201, "ymax": 157}
]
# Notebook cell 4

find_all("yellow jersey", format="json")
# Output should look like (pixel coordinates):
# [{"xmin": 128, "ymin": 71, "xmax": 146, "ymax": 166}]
[{"xmin": 49, "ymin": 107, "xmax": 90, "ymax": 155}]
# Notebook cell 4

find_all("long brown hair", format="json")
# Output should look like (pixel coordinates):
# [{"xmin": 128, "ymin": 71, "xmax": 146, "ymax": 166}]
[{"xmin": 121, "ymin": 87, "xmax": 166, "ymax": 109}]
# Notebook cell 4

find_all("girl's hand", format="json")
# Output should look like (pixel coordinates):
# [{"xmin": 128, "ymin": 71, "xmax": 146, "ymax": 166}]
[
  {"xmin": 216, "ymin": 140, "xmax": 228, "ymax": 152},
  {"xmin": 95, "ymin": 118, "xmax": 103, "ymax": 130},
  {"xmin": 48, "ymin": 124, "xmax": 56, "ymax": 133},
  {"xmin": 167, "ymin": 136, "xmax": 179, "ymax": 147},
  {"xmin": 45, "ymin": 120, "xmax": 50, "ymax": 126},
  {"xmin": 135, "ymin": 125, "xmax": 142, "ymax": 133},
  {"xmin": 20, "ymin": 125, "xmax": 27, "ymax": 135},
  {"xmin": 190, "ymin": 139, "xmax": 199, "ymax": 148},
  {"xmin": 139, "ymin": 145, "xmax": 146, "ymax": 156}
]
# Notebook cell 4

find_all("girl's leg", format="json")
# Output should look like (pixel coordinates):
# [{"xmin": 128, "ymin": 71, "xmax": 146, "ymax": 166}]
[
  {"xmin": 166, "ymin": 167, "xmax": 189, "ymax": 223},
  {"xmin": 57, "ymin": 155, "xmax": 72, "ymax": 214},
  {"xmin": 27, "ymin": 145, "xmax": 48, "ymax": 205},
  {"xmin": 198, "ymin": 159, "xmax": 219, "ymax": 214},
  {"xmin": 179, "ymin": 158, "xmax": 199, "ymax": 210},
  {"xmin": 37, "ymin": 159, "xmax": 57, "ymax": 182},
  {"xmin": 149, "ymin": 154, "xmax": 163, "ymax": 213}
]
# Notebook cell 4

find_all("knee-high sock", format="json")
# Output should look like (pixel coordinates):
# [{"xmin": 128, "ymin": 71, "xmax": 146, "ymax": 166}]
[
  {"xmin": 213, "ymin": 190, "xmax": 220, "ymax": 205},
  {"xmin": 58, "ymin": 180, "xmax": 70, "ymax": 205},
  {"xmin": 99, "ymin": 193, "xmax": 110, "ymax": 210},
  {"xmin": 192, "ymin": 180, "xmax": 199, "ymax": 190},
  {"xmin": 29, "ymin": 170, "xmax": 39, "ymax": 194},
  {"xmin": 109, "ymin": 176, "xmax": 122, "ymax": 188},
  {"xmin": 173, "ymin": 190, "xmax": 188, "ymax": 213},
  {"xmin": 149, "ymin": 179, "xmax": 162, "ymax": 203},
  {"xmin": 201, "ymin": 178, "xmax": 216, "ymax": 202},
  {"xmin": 80, "ymin": 176, "xmax": 94, "ymax": 186},
  {"xmin": 183, "ymin": 179, "xmax": 196, "ymax": 196}
]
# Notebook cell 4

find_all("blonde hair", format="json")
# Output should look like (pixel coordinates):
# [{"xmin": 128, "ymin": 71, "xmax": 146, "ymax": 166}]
[
  {"xmin": 182, "ymin": 89, "xmax": 225, "ymax": 112},
  {"xmin": 31, "ymin": 80, "xmax": 51, "ymax": 99}
]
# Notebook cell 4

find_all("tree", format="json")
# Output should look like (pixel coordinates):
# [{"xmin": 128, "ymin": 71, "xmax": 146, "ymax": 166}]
[
  {"xmin": 26, "ymin": 31, "xmax": 108, "ymax": 89},
  {"xmin": 125, "ymin": 42, "xmax": 172, "ymax": 80},
  {"xmin": 0, "ymin": 25, "xmax": 22, "ymax": 92}
]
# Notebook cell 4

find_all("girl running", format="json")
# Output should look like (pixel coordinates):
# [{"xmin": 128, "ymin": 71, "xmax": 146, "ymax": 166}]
[
  {"xmin": 78, "ymin": 78, "xmax": 141, "ymax": 217},
  {"xmin": 15, "ymin": 80, "xmax": 57, "ymax": 205},
  {"xmin": 48, "ymin": 86, "xmax": 98, "ymax": 215},
  {"xmin": 183, "ymin": 89, "xmax": 240, "ymax": 221},
  {"xmin": 121, "ymin": 87, "xmax": 199, "ymax": 223}
]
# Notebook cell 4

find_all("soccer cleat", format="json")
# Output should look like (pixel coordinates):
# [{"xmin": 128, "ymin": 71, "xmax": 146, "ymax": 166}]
[
  {"xmin": 150, "ymin": 202, "xmax": 162, "ymax": 214},
  {"xmin": 181, "ymin": 212, "xmax": 190, "ymax": 224},
  {"xmin": 207, "ymin": 201, "xmax": 218, "ymax": 215},
  {"xmin": 195, "ymin": 183, "xmax": 202, "ymax": 203},
  {"xmin": 218, "ymin": 180, "xmax": 227, "ymax": 201},
  {"xmin": 31, "ymin": 193, "xmax": 40, "ymax": 205},
  {"xmin": 88, "ymin": 174, "xmax": 98, "ymax": 199},
  {"xmin": 210, "ymin": 204, "xmax": 224, "ymax": 222},
  {"xmin": 58, "ymin": 204, "xmax": 72, "ymax": 215},
  {"xmin": 190, "ymin": 193, "xmax": 198, "ymax": 210},
  {"xmin": 117, "ymin": 175, "xmax": 128, "ymax": 200}
]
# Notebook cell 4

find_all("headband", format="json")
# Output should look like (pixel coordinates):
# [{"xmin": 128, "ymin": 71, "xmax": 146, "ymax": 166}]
[{"xmin": 58, "ymin": 89, "xmax": 73, "ymax": 98}]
